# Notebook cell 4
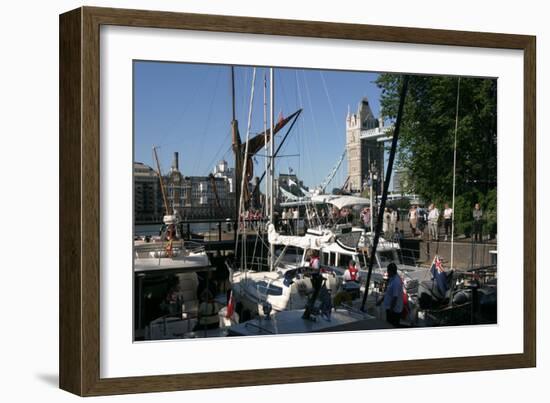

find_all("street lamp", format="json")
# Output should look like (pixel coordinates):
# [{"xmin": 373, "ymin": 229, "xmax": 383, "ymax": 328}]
[{"xmin": 368, "ymin": 163, "xmax": 378, "ymax": 233}]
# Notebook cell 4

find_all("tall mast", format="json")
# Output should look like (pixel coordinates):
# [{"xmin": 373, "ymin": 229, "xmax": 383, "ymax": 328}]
[
  {"xmin": 233, "ymin": 68, "xmax": 258, "ymax": 263},
  {"xmin": 231, "ymin": 66, "xmax": 236, "ymax": 122},
  {"xmin": 230, "ymin": 67, "xmax": 241, "ymax": 229},
  {"xmin": 450, "ymin": 77, "xmax": 461, "ymax": 273},
  {"xmin": 152, "ymin": 146, "xmax": 170, "ymax": 215},
  {"xmin": 449, "ymin": 77, "xmax": 461, "ymax": 308},
  {"xmin": 269, "ymin": 68, "xmax": 275, "ymax": 271},
  {"xmin": 361, "ymin": 75, "xmax": 409, "ymax": 312},
  {"xmin": 263, "ymin": 73, "xmax": 268, "ymax": 218}
]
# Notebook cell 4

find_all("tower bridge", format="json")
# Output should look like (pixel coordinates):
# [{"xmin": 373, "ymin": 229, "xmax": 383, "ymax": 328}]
[{"xmin": 346, "ymin": 97, "xmax": 394, "ymax": 194}]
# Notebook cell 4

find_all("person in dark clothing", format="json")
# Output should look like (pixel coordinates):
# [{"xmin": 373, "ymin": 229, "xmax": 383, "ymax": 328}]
[
  {"xmin": 376, "ymin": 263, "xmax": 403, "ymax": 327},
  {"xmin": 472, "ymin": 203, "xmax": 483, "ymax": 243}
]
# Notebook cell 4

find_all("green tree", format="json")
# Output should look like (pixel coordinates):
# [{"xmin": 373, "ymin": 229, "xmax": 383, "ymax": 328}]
[
  {"xmin": 376, "ymin": 74, "xmax": 497, "ymax": 204},
  {"xmin": 452, "ymin": 189, "xmax": 497, "ymax": 238}
]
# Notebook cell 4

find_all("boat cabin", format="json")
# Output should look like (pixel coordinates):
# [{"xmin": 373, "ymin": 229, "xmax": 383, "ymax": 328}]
[{"xmin": 276, "ymin": 235, "xmax": 405, "ymax": 276}]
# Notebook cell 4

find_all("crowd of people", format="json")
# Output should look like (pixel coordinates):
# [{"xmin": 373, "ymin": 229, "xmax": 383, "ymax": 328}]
[
  {"xmin": 359, "ymin": 206, "xmax": 404, "ymax": 242},
  {"xmin": 277, "ymin": 205, "xmax": 355, "ymax": 234},
  {"xmin": 280, "ymin": 207, "xmax": 300, "ymax": 233},
  {"xmin": 407, "ymin": 202, "xmax": 485, "ymax": 242},
  {"xmin": 240, "ymin": 200, "xmax": 487, "ymax": 243},
  {"xmin": 356, "ymin": 200, "xmax": 487, "ymax": 244},
  {"xmin": 240, "ymin": 208, "xmax": 264, "ymax": 230}
]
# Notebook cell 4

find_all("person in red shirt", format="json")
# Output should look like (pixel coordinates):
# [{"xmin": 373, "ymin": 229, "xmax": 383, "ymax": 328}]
[
  {"xmin": 344, "ymin": 260, "xmax": 359, "ymax": 282},
  {"xmin": 309, "ymin": 250, "xmax": 320, "ymax": 270}
]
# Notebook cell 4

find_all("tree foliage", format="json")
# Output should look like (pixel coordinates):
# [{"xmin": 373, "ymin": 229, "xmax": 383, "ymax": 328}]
[
  {"xmin": 376, "ymin": 74, "xmax": 497, "ymax": 235},
  {"xmin": 376, "ymin": 74, "xmax": 497, "ymax": 202},
  {"xmin": 453, "ymin": 189, "xmax": 497, "ymax": 237}
]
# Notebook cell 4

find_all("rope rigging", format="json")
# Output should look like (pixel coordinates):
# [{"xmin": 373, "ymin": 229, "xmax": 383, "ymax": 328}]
[
  {"xmin": 450, "ymin": 77, "xmax": 461, "ymax": 272},
  {"xmin": 234, "ymin": 67, "xmax": 258, "ymax": 268}
]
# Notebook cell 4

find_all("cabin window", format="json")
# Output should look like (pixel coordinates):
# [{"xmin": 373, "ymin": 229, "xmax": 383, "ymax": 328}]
[
  {"xmin": 322, "ymin": 252, "xmax": 329, "ymax": 265},
  {"xmin": 395, "ymin": 249, "xmax": 404, "ymax": 265},
  {"xmin": 329, "ymin": 253, "xmax": 336, "ymax": 266},
  {"xmin": 257, "ymin": 281, "xmax": 283, "ymax": 296},
  {"xmin": 339, "ymin": 254, "xmax": 353, "ymax": 269},
  {"xmin": 279, "ymin": 247, "xmax": 301, "ymax": 265},
  {"xmin": 377, "ymin": 250, "xmax": 398, "ymax": 267}
]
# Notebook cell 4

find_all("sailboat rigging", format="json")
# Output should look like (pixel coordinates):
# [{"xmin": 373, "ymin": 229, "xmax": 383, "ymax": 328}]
[
  {"xmin": 230, "ymin": 69, "xmax": 303, "ymax": 214},
  {"xmin": 361, "ymin": 75, "xmax": 410, "ymax": 311}
]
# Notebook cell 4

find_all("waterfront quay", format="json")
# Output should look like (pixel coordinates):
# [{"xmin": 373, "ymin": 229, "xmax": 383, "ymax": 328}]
[
  {"xmin": 135, "ymin": 217, "xmax": 496, "ymax": 269},
  {"xmin": 133, "ymin": 215, "xmax": 497, "ymax": 340}
]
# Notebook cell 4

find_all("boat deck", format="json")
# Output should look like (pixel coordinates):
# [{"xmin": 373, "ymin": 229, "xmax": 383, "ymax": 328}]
[
  {"xmin": 134, "ymin": 254, "xmax": 214, "ymax": 274},
  {"xmin": 227, "ymin": 309, "xmax": 392, "ymax": 336}
]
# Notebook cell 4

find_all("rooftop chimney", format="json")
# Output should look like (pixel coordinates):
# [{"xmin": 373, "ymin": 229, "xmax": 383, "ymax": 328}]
[{"xmin": 172, "ymin": 152, "xmax": 179, "ymax": 171}]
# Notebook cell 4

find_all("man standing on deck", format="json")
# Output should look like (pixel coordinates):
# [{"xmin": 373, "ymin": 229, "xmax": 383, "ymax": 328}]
[{"xmin": 377, "ymin": 262, "xmax": 403, "ymax": 327}]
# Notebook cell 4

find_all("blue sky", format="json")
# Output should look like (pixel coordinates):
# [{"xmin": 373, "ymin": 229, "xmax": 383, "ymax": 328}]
[{"xmin": 134, "ymin": 61, "xmax": 383, "ymax": 189}]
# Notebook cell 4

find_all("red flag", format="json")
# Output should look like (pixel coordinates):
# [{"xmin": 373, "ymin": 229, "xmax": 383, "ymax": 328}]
[
  {"xmin": 226, "ymin": 290, "xmax": 235, "ymax": 318},
  {"xmin": 401, "ymin": 286, "xmax": 410, "ymax": 320}
]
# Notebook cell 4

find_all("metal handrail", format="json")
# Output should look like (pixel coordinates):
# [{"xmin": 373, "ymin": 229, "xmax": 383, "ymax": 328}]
[{"xmin": 146, "ymin": 310, "xmax": 199, "ymax": 339}]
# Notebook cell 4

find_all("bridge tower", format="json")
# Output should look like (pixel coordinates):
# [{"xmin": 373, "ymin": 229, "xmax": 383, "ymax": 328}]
[{"xmin": 345, "ymin": 97, "xmax": 386, "ymax": 194}]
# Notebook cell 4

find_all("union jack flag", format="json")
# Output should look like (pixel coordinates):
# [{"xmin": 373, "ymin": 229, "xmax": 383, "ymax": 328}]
[
  {"xmin": 430, "ymin": 255, "xmax": 448, "ymax": 295},
  {"xmin": 434, "ymin": 256, "xmax": 444, "ymax": 273}
]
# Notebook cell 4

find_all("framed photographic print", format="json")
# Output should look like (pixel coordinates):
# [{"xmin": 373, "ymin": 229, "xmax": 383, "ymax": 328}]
[{"xmin": 59, "ymin": 6, "xmax": 536, "ymax": 396}]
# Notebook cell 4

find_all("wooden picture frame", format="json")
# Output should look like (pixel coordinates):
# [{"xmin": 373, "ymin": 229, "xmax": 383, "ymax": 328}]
[{"xmin": 59, "ymin": 6, "xmax": 536, "ymax": 396}]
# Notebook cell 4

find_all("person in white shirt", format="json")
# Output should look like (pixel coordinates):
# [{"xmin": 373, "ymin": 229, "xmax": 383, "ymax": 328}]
[
  {"xmin": 390, "ymin": 208, "xmax": 398, "ymax": 239},
  {"xmin": 281, "ymin": 208, "xmax": 288, "ymax": 232},
  {"xmin": 292, "ymin": 208, "xmax": 299, "ymax": 234},
  {"xmin": 443, "ymin": 203, "xmax": 453, "ymax": 241},
  {"xmin": 309, "ymin": 209, "xmax": 316, "ymax": 223},
  {"xmin": 472, "ymin": 203, "xmax": 483, "ymax": 243},
  {"xmin": 427, "ymin": 203, "xmax": 440, "ymax": 241},
  {"xmin": 382, "ymin": 208, "xmax": 391, "ymax": 235}
]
